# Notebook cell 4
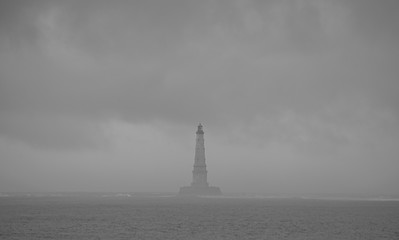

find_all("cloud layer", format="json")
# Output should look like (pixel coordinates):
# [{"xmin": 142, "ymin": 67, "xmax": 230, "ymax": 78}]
[{"xmin": 1, "ymin": 0, "xmax": 398, "ymax": 194}]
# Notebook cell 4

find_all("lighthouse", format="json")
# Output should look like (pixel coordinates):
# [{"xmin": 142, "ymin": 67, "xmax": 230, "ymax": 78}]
[
  {"xmin": 192, "ymin": 123, "xmax": 208, "ymax": 187},
  {"xmin": 179, "ymin": 124, "xmax": 222, "ymax": 195}
]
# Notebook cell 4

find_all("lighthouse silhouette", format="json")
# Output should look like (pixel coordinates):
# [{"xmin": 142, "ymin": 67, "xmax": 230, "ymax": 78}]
[{"xmin": 179, "ymin": 124, "xmax": 222, "ymax": 196}]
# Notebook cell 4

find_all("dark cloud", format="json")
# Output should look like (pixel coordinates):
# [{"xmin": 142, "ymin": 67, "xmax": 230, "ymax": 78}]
[
  {"xmin": 347, "ymin": 0, "xmax": 399, "ymax": 44},
  {"xmin": 0, "ymin": 0, "xmax": 398, "ymax": 151},
  {"xmin": 0, "ymin": 113, "xmax": 105, "ymax": 150}
]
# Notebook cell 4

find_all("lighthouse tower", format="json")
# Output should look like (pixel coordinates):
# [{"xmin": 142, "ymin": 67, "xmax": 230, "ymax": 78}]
[
  {"xmin": 179, "ymin": 124, "xmax": 222, "ymax": 195},
  {"xmin": 192, "ymin": 123, "xmax": 209, "ymax": 187}
]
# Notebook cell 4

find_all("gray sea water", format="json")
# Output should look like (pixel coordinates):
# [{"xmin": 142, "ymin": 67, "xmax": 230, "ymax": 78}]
[{"xmin": 1, "ymin": 193, "xmax": 399, "ymax": 240}]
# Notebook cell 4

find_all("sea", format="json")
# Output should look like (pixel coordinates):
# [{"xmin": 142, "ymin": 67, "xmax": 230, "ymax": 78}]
[{"xmin": 1, "ymin": 193, "xmax": 399, "ymax": 240}]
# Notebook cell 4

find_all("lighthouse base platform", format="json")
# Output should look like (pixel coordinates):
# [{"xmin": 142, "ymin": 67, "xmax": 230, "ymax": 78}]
[{"xmin": 179, "ymin": 185, "xmax": 222, "ymax": 196}]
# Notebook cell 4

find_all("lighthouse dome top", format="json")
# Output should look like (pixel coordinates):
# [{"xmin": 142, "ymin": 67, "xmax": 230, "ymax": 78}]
[{"xmin": 196, "ymin": 123, "xmax": 204, "ymax": 134}]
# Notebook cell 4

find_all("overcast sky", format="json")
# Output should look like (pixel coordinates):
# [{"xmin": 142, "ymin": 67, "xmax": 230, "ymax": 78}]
[{"xmin": 1, "ymin": 0, "xmax": 398, "ymax": 196}]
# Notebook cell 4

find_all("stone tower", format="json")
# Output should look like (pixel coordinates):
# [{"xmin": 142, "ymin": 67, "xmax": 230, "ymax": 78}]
[
  {"xmin": 192, "ymin": 123, "xmax": 209, "ymax": 187},
  {"xmin": 179, "ymin": 124, "xmax": 222, "ymax": 195}
]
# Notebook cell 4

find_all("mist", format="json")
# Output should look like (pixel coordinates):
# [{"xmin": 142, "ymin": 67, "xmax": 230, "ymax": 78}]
[{"xmin": 1, "ymin": 0, "xmax": 399, "ymax": 196}]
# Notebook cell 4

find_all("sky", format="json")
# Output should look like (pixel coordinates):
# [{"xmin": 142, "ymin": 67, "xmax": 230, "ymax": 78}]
[{"xmin": 0, "ymin": 0, "xmax": 398, "ymax": 196}]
